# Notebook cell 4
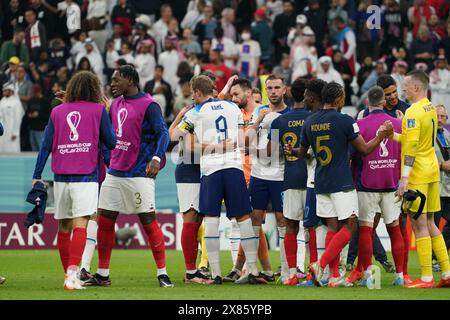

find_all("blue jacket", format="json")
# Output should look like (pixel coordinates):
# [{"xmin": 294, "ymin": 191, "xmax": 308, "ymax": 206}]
[{"xmin": 25, "ymin": 181, "xmax": 48, "ymax": 228}]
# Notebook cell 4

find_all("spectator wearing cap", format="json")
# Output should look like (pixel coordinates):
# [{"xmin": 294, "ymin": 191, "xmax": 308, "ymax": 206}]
[
  {"xmin": 350, "ymin": 0, "xmax": 382, "ymax": 62},
  {"xmin": 26, "ymin": 84, "xmax": 49, "ymax": 151},
  {"xmin": 158, "ymin": 36, "xmax": 182, "ymax": 93},
  {"xmin": 0, "ymin": 28, "xmax": 30, "ymax": 67},
  {"xmin": 111, "ymin": 0, "xmax": 136, "ymax": 37},
  {"xmin": 430, "ymin": 55, "xmax": 450, "ymax": 106},
  {"xmin": 212, "ymin": 26, "xmax": 237, "ymax": 70},
  {"xmin": 335, "ymin": 16, "xmax": 357, "ymax": 76},
  {"xmin": 273, "ymin": 0, "xmax": 297, "ymax": 62},
  {"xmin": 85, "ymin": 0, "xmax": 108, "ymax": 54},
  {"xmin": 290, "ymin": 25, "xmax": 318, "ymax": 81},
  {"xmin": 1, "ymin": 0, "xmax": 26, "ymax": 41},
  {"xmin": 287, "ymin": 14, "xmax": 308, "ymax": 48},
  {"xmin": 24, "ymin": 9, "xmax": 47, "ymax": 64},
  {"xmin": 304, "ymin": 0, "xmax": 327, "ymax": 57},
  {"xmin": 381, "ymin": 0, "xmax": 408, "ymax": 56},
  {"xmin": 327, "ymin": 0, "xmax": 348, "ymax": 45},
  {"xmin": 0, "ymin": 81, "xmax": 23, "ymax": 153},
  {"xmin": 194, "ymin": 4, "xmax": 218, "ymax": 44},
  {"xmin": 410, "ymin": 25, "xmax": 438, "ymax": 71},
  {"xmin": 251, "ymin": 7, "xmax": 273, "ymax": 63},
  {"xmin": 236, "ymin": 26, "xmax": 261, "ymax": 83},
  {"xmin": 152, "ymin": 4, "xmax": 174, "ymax": 54},
  {"xmin": 135, "ymin": 40, "xmax": 156, "ymax": 89},
  {"xmin": 221, "ymin": 7, "xmax": 236, "ymax": 42},
  {"xmin": 203, "ymin": 49, "xmax": 232, "ymax": 92},
  {"xmin": 2, "ymin": 56, "xmax": 21, "ymax": 84},
  {"xmin": 391, "ymin": 60, "xmax": 408, "ymax": 100}
]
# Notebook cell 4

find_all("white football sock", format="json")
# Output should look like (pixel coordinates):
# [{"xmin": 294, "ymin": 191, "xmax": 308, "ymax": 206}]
[
  {"xmin": 278, "ymin": 226, "xmax": 288, "ymax": 278},
  {"xmin": 316, "ymin": 224, "xmax": 327, "ymax": 260},
  {"xmin": 238, "ymin": 218, "xmax": 259, "ymax": 276},
  {"xmin": 157, "ymin": 268, "xmax": 167, "ymax": 277},
  {"xmin": 204, "ymin": 216, "xmax": 221, "ymax": 278},
  {"xmin": 340, "ymin": 243, "xmax": 349, "ymax": 267},
  {"xmin": 230, "ymin": 218, "xmax": 240, "ymax": 266},
  {"xmin": 97, "ymin": 268, "xmax": 109, "ymax": 277},
  {"xmin": 297, "ymin": 222, "xmax": 306, "ymax": 272},
  {"xmin": 81, "ymin": 220, "xmax": 98, "ymax": 272}
]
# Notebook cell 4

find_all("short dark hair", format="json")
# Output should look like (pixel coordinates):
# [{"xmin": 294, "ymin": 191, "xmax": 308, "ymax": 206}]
[
  {"xmin": 291, "ymin": 78, "xmax": 308, "ymax": 103},
  {"xmin": 306, "ymin": 79, "xmax": 326, "ymax": 103},
  {"xmin": 265, "ymin": 74, "xmax": 284, "ymax": 84},
  {"xmin": 155, "ymin": 64, "xmax": 164, "ymax": 72},
  {"xmin": 118, "ymin": 64, "xmax": 140, "ymax": 88},
  {"xmin": 406, "ymin": 69, "xmax": 429, "ymax": 90},
  {"xmin": 321, "ymin": 82, "xmax": 344, "ymax": 105},
  {"xmin": 376, "ymin": 74, "xmax": 396, "ymax": 89},
  {"xmin": 367, "ymin": 86, "xmax": 385, "ymax": 106},
  {"xmin": 230, "ymin": 78, "xmax": 252, "ymax": 91}
]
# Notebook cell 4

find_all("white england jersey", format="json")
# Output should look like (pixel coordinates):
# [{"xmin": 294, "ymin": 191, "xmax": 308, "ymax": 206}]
[
  {"xmin": 250, "ymin": 106, "xmax": 289, "ymax": 181},
  {"xmin": 306, "ymin": 148, "xmax": 316, "ymax": 188},
  {"xmin": 178, "ymin": 98, "xmax": 244, "ymax": 176}
]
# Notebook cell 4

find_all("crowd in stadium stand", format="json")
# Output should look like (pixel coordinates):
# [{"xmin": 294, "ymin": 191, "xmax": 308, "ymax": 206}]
[{"xmin": 1, "ymin": 0, "xmax": 450, "ymax": 152}]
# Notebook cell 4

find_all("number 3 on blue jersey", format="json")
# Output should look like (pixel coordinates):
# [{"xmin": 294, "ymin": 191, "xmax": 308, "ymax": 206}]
[{"xmin": 215, "ymin": 116, "xmax": 228, "ymax": 142}]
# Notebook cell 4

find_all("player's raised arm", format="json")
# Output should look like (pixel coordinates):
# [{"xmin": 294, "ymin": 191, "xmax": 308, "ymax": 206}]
[{"xmin": 169, "ymin": 104, "xmax": 193, "ymax": 141}]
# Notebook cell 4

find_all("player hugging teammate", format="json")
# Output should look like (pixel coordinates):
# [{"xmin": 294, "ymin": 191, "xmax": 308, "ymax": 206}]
[{"xmin": 34, "ymin": 64, "xmax": 450, "ymax": 290}]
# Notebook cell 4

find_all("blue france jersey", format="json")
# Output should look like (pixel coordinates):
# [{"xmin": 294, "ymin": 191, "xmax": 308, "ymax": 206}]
[
  {"xmin": 269, "ymin": 108, "xmax": 311, "ymax": 190},
  {"xmin": 300, "ymin": 109, "xmax": 359, "ymax": 194}
]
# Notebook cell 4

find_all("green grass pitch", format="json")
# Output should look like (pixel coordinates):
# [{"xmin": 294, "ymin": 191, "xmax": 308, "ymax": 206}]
[{"xmin": 0, "ymin": 250, "xmax": 449, "ymax": 300}]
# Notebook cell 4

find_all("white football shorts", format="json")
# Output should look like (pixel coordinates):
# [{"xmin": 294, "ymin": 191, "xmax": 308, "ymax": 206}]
[
  {"xmin": 54, "ymin": 182, "xmax": 98, "ymax": 220},
  {"xmin": 98, "ymin": 173, "xmax": 155, "ymax": 214}
]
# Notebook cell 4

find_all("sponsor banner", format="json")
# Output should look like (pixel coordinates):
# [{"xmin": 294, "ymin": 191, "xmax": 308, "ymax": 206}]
[{"xmin": 0, "ymin": 213, "xmax": 176, "ymax": 250}]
